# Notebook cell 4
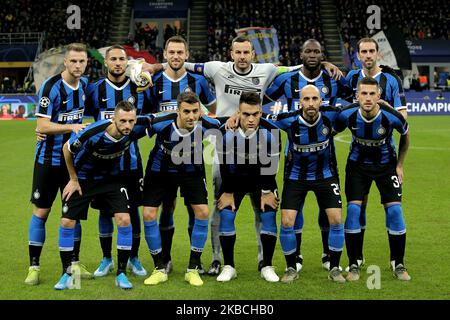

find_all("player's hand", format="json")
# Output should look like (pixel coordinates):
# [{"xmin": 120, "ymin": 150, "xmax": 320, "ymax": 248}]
[
  {"xmin": 62, "ymin": 179, "xmax": 82, "ymax": 201},
  {"xmin": 71, "ymin": 123, "xmax": 89, "ymax": 134},
  {"xmin": 225, "ymin": 112, "xmax": 240, "ymax": 130},
  {"xmin": 322, "ymin": 61, "xmax": 343, "ymax": 80},
  {"xmin": 396, "ymin": 165, "xmax": 404, "ymax": 185},
  {"xmin": 35, "ymin": 129, "xmax": 47, "ymax": 142},
  {"xmin": 217, "ymin": 192, "xmax": 235, "ymax": 211},
  {"xmin": 378, "ymin": 99, "xmax": 393, "ymax": 108},
  {"xmin": 261, "ymin": 192, "xmax": 279, "ymax": 211},
  {"xmin": 142, "ymin": 62, "xmax": 162, "ymax": 75}
]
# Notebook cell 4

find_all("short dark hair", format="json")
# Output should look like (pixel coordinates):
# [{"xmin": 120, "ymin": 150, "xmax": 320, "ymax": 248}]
[
  {"xmin": 165, "ymin": 35, "xmax": 189, "ymax": 51},
  {"xmin": 177, "ymin": 92, "xmax": 200, "ymax": 108},
  {"xmin": 239, "ymin": 92, "xmax": 261, "ymax": 107},
  {"xmin": 357, "ymin": 77, "xmax": 380, "ymax": 90},
  {"xmin": 106, "ymin": 44, "xmax": 126, "ymax": 57},
  {"xmin": 115, "ymin": 100, "xmax": 136, "ymax": 113},
  {"xmin": 66, "ymin": 43, "xmax": 87, "ymax": 55},
  {"xmin": 231, "ymin": 35, "xmax": 253, "ymax": 50},
  {"xmin": 302, "ymin": 39, "xmax": 322, "ymax": 52},
  {"xmin": 356, "ymin": 38, "xmax": 379, "ymax": 52}
]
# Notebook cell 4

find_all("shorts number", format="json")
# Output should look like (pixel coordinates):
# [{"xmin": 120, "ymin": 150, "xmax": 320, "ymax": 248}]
[
  {"xmin": 120, "ymin": 187, "xmax": 130, "ymax": 200},
  {"xmin": 331, "ymin": 183, "xmax": 340, "ymax": 195},
  {"xmin": 391, "ymin": 176, "xmax": 400, "ymax": 188},
  {"xmin": 139, "ymin": 178, "xmax": 144, "ymax": 192}
]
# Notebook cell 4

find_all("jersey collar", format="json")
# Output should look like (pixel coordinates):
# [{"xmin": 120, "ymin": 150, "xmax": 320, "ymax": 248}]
[
  {"xmin": 105, "ymin": 78, "xmax": 131, "ymax": 90},
  {"xmin": 358, "ymin": 108, "xmax": 381, "ymax": 123},
  {"xmin": 232, "ymin": 63, "xmax": 253, "ymax": 76},
  {"xmin": 298, "ymin": 69, "xmax": 323, "ymax": 83},
  {"xmin": 298, "ymin": 112, "xmax": 322, "ymax": 127},
  {"xmin": 163, "ymin": 71, "xmax": 187, "ymax": 83},
  {"xmin": 361, "ymin": 69, "xmax": 382, "ymax": 79}
]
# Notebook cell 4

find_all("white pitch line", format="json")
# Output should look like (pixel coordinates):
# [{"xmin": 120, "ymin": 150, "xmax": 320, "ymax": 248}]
[{"xmin": 334, "ymin": 134, "xmax": 450, "ymax": 151}]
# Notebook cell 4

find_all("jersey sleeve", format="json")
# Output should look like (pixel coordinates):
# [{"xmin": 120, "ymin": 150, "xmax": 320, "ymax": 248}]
[
  {"xmin": 392, "ymin": 112, "xmax": 409, "ymax": 135},
  {"xmin": 198, "ymin": 77, "xmax": 216, "ymax": 106},
  {"xmin": 389, "ymin": 75, "xmax": 407, "ymax": 111},
  {"xmin": 68, "ymin": 130, "xmax": 88, "ymax": 154},
  {"xmin": 194, "ymin": 61, "xmax": 224, "ymax": 79},
  {"xmin": 264, "ymin": 72, "xmax": 290, "ymax": 102},
  {"xmin": 334, "ymin": 110, "xmax": 349, "ymax": 133},
  {"xmin": 36, "ymin": 79, "xmax": 57, "ymax": 118},
  {"xmin": 264, "ymin": 110, "xmax": 299, "ymax": 131},
  {"xmin": 84, "ymin": 82, "xmax": 99, "ymax": 118}
]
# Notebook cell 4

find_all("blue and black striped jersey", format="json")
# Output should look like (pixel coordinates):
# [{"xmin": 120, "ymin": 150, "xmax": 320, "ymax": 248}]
[
  {"xmin": 334, "ymin": 103, "xmax": 409, "ymax": 165},
  {"xmin": 85, "ymin": 77, "xmax": 148, "ymax": 120},
  {"xmin": 68, "ymin": 116, "xmax": 150, "ymax": 180},
  {"xmin": 35, "ymin": 74, "xmax": 88, "ymax": 166},
  {"xmin": 219, "ymin": 118, "xmax": 281, "ymax": 192},
  {"xmin": 146, "ymin": 71, "xmax": 216, "ymax": 112},
  {"xmin": 267, "ymin": 107, "xmax": 340, "ymax": 181},
  {"xmin": 344, "ymin": 68, "xmax": 407, "ymax": 111},
  {"xmin": 265, "ymin": 69, "xmax": 347, "ymax": 110},
  {"xmin": 85, "ymin": 77, "xmax": 150, "ymax": 172},
  {"xmin": 146, "ymin": 113, "xmax": 220, "ymax": 174}
]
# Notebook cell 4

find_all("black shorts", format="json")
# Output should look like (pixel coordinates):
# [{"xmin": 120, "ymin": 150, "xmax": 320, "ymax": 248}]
[
  {"xmin": 281, "ymin": 176, "xmax": 342, "ymax": 210},
  {"xmin": 30, "ymin": 162, "xmax": 69, "ymax": 208},
  {"xmin": 219, "ymin": 184, "xmax": 279, "ymax": 213},
  {"xmin": 345, "ymin": 161, "xmax": 402, "ymax": 204},
  {"xmin": 91, "ymin": 170, "xmax": 144, "ymax": 211},
  {"xmin": 62, "ymin": 179, "xmax": 130, "ymax": 221},
  {"xmin": 143, "ymin": 172, "xmax": 208, "ymax": 207}
]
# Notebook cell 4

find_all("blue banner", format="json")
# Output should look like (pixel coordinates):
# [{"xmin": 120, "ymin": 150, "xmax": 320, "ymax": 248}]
[
  {"xmin": 235, "ymin": 27, "xmax": 280, "ymax": 64},
  {"xmin": 0, "ymin": 44, "xmax": 38, "ymax": 62},
  {"xmin": 133, "ymin": 0, "xmax": 189, "ymax": 18},
  {"xmin": 262, "ymin": 91, "xmax": 450, "ymax": 116}
]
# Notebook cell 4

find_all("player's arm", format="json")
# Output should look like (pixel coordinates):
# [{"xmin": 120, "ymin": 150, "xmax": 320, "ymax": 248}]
[
  {"xmin": 62, "ymin": 141, "xmax": 82, "ymax": 201},
  {"xmin": 36, "ymin": 117, "xmax": 88, "ymax": 135},
  {"xmin": 260, "ymin": 131, "xmax": 281, "ymax": 211},
  {"xmin": 396, "ymin": 130, "xmax": 410, "ymax": 184}
]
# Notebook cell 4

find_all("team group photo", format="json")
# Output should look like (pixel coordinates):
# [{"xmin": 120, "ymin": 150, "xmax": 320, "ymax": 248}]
[{"xmin": 0, "ymin": 0, "xmax": 449, "ymax": 302}]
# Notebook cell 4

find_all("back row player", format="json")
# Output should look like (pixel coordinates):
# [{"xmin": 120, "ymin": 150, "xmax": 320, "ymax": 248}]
[
  {"xmin": 25, "ymin": 43, "xmax": 91, "ymax": 285},
  {"xmin": 86, "ymin": 37, "xmax": 216, "ymax": 277}
]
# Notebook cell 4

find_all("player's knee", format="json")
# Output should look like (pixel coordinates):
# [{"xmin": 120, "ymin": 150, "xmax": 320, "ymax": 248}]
[
  {"xmin": 344, "ymin": 202, "xmax": 361, "ymax": 232},
  {"xmin": 34, "ymin": 207, "xmax": 50, "ymax": 219},
  {"xmin": 115, "ymin": 213, "xmax": 131, "ymax": 227},
  {"xmin": 385, "ymin": 203, "xmax": 406, "ymax": 234},
  {"xmin": 281, "ymin": 215, "xmax": 295, "ymax": 228},
  {"xmin": 193, "ymin": 205, "xmax": 209, "ymax": 220},
  {"xmin": 327, "ymin": 209, "xmax": 342, "ymax": 225},
  {"xmin": 61, "ymin": 218, "xmax": 76, "ymax": 228},
  {"xmin": 143, "ymin": 207, "xmax": 158, "ymax": 221},
  {"xmin": 219, "ymin": 209, "xmax": 236, "ymax": 235},
  {"xmin": 260, "ymin": 211, "xmax": 277, "ymax": 236}
]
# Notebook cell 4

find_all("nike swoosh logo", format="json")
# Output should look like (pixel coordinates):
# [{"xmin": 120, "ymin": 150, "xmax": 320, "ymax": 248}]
[
  {"xmin": 351, "ymin": 127, "xmax": 359, "ymax": 130},
  {"xmin": 295, "ymin": 89, "xmax": 301, "ymax": 92},
  {"xmin": 338, "ymin": 200, "xmax": 342, "ymax": 204},
  {"xmin": 397, "ymin": 193, "xmax": 402, "ymax": 197},
  {"xmin": 294, "ymin": 133, "xmax": 303, "ymax": 137},
  {"xmin": 62, "ymin": 100, "xmax": 70, "ymax": 104},
  {"xmin": 102, "ymin": 98, "xmax": 110, "ymax": 102},
  {"xmin": 159, "ymin": 90, "xmax": 165, "ymax": 94}
]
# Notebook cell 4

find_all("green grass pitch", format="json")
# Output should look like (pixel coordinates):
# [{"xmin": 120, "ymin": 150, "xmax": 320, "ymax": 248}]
[{"xmin": 0, "ymin": 116, "xmax": 449, "ymax": 300}]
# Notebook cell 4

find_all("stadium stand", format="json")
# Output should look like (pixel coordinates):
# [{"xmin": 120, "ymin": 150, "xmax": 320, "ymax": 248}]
[
  {"xmin": 336, "ymin": 0, "xmax": 450, "ymax": 43},
  {"xmin": 206, "ymin": 0, "xmax": 325, "ymax": 65},
  {"xmin": 1, "ymin": 0, "xmax": 112, "ymax": 49}
]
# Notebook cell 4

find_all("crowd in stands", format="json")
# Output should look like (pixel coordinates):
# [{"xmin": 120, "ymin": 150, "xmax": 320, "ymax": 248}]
[
  {"xmin": 206, "ymin": 0, "xmax": 324, "ymax": 65},
  {"xmin": 336, "ymin": 0, "xmax": 450, "ymax": 43},
  {"xmin": 1, "ymin": 0, "xmax": 112, "ymax": 49}
]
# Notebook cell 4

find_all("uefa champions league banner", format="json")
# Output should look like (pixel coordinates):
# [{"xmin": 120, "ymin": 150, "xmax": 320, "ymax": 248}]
[
  {"xmin": 235, "ymin": 27, "xmax": 280, "ymax": 64},
  {"xmin": 262, "ymin": 92, "xmax": 450, "ymax": 116}
]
